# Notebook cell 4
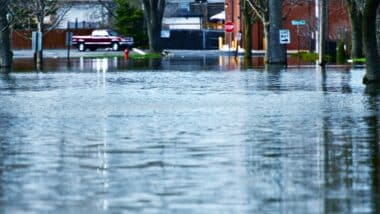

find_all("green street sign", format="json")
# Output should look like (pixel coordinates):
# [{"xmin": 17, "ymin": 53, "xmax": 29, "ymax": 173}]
[{"xmin": 291, "ymin": 20, "xmax": 306, "ymax": 25}]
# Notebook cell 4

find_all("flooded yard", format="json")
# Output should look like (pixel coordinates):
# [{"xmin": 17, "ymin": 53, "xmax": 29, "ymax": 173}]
[{"xmin": 0, "ymin": 56, "xmax": 379, "ymax": 213}]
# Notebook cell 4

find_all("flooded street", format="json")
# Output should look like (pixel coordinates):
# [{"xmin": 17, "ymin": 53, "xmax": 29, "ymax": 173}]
[{"xmin": 0, "ymin": 56, "xmax": 379, "ymax": 213}]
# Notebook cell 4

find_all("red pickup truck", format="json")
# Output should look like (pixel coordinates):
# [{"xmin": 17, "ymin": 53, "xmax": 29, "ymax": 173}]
[{"xmin": 72, "ymin": 29, "xmax": 134, "ymax": 51}]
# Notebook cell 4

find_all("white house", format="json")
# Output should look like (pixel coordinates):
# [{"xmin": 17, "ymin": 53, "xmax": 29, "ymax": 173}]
[
  {"xmin": 164, "ymin": 0, "xmax": 225, "ymax": 30},
  {"xmin": 57, "ymin": 0, "xmax": 114, "ymax": 29},
  {"xmin": 56, "ymin": 0, "xmax": 225, "ymax": 30}
]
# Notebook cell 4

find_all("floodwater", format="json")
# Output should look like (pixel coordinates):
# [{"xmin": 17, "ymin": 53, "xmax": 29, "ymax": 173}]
[{"xmin": 0, "ymin": 56, "xmax": 379, "ymax": 213}]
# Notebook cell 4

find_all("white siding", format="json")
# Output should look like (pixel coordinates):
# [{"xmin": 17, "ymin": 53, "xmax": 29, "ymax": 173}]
[
  {"xmin": 57, "ymin": 2, "xmax": 110, "ymax": 29},
  {"xmin": 163, "ymin": 17, "xmax": 201, "ymax": 30}
]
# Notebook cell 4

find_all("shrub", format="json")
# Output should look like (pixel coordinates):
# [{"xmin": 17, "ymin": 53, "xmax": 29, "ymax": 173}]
[
  {"xmin": 290, "ymin": 51, "xmax": 319, "ymax": 62},
  {"xmin": 336, "ymin": 41, "xmax": 347, "ymax": 64}
]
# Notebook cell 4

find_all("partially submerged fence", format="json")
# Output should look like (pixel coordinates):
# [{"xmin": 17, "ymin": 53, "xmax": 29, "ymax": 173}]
[{"xmin": 12, "ymin": 29, "xmax": 225, "ymax": 50}]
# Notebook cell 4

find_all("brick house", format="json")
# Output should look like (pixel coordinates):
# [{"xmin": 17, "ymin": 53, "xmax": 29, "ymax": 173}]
[{"xmin": 225, "ymin": 0, "xmax": 350, "ymax": 51}]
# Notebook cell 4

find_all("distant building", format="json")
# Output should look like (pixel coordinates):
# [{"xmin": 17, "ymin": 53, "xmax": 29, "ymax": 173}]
[
  {"xmin": 225, "ymin": 0, "xmax": 351, "ymax": 51},
  {"xmin": 161, "ymin": 0, "xmax": 225, "ymax": 50},
  {"xmin": 58, "ymin": 0, "xmax": 226, "ymax": 30},
  {"xmin": 163, "ymin": 0, "xmax": 225, "ymax": 30},
  {"xmin": 57, "ymin": 0, "xmax": 115, "ymax": 29}
]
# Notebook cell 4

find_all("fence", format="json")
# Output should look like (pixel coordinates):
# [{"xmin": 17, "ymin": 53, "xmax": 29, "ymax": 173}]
[
  {"xmin": 66, "ymin": 21, "xmax": 102, "ymax": 30},
  {"xmin": 12, "ymin": 29, "xmax": 93, "ymax": 49},
  {"xmin": 12, "ymin": 29, "xmax": 225, "ymax": 50},
  {"xmin": 161, "ymin": 29, "xmax": 224, "ymax": 50}
]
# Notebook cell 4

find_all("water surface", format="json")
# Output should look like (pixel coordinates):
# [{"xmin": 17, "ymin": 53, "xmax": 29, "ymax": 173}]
[{"xmin": 0, "ymin": 56, "xmax": 379, "ymax": 213}]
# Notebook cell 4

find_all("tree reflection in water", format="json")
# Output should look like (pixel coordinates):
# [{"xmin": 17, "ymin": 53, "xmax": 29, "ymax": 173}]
[{"xmin": 1, "ymin": 57, "xmax": 380, "ymax": 213}]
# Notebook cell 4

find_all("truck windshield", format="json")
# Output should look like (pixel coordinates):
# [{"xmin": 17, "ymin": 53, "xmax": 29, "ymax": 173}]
[{"xmin": 108, "ymin": 30, "xmax": 120, "ymax": 37}]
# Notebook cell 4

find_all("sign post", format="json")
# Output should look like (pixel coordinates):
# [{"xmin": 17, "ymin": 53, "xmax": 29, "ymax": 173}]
[
  {"xmin": 235, "ymin": 31, "xmax": 242, "ymax": 57},
  {"xmin": 32, "ymin": 31, "xmax": 42, "ymax": 53},
  {"xmin": 224, "ymin": 21, "xmax": 234, "ymax": 55},
  {"xmin": 32, "ymin": 31, "xmax": 42, "ymax": 69},
  {"xmin": 65, "ymin": 32, "xmax": 73, "ymax": 61}
]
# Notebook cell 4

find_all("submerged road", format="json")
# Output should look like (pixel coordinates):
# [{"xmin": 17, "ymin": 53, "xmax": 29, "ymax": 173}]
[
  {"xmin": 12, "ymin": 49, "xmax": 267, "ymax": 59},
  {"xmin": 0, "ymin": 60, "xmax": 376, "ymax": 213},
  {"xmin": 12, "ymin": 49, "xmax": 228, "ymax": 59}
]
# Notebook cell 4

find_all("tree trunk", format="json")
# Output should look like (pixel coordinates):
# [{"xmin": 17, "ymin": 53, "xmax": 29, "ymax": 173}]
[
  {"xmin": 263, "ymin": 21, "xmax": 269, "ymax": 62},
  {"xmin": 243, "ymin": 0, "xmax": 252, "ymax": 60},
  {"xmin": 377, "ymin": 6, "xmax": 380, "ymax": 56},
  {"xmin": 362, "ymin": 0, "xmax": 380, "ymax": 84},
  {"xmin": 141, "ymin": 0, "xmax": 165, "ymax": 53},
  {"xmin": 267, "ymin": 0, "xmax": 286, "ymax": 65},
  {"xmin": 347, "ymin": 0, "xmax": 363, "ymax": 60},
  {"xmin": 350, "ymin": 13, "xmax": 363, "ymax": 59},
  {"xmin": 0, "ymin": 0, "xmax": 12, "ymax": 68}
]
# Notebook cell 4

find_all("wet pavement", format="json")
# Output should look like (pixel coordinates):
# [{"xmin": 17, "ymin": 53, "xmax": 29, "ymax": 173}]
[
  {"xmin": 0, "ymin": 55, "xmax": 379, "ymax": 213},
  {"xmin": 12, "ymin": 49, "xmax": 229, "ymax": 59}
]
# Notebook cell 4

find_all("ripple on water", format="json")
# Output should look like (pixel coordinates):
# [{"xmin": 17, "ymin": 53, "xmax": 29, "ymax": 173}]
[{"xmin": 0, "ymin": 65, "xmax": 378, "ymax": 213}]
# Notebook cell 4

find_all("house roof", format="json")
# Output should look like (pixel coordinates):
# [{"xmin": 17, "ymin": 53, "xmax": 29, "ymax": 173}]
[{"xmin": 210, "ymin": 10, "xmax": 225, "ymax": 20}]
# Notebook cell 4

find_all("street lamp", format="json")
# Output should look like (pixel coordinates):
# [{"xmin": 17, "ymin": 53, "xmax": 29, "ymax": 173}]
[
  {"xmin": 202, "ymin": 1, "xmax": 208, "ymax": 29},
  {"xmin": 196, "ymin": 0, "xmax": 208, "ymax": 30}
]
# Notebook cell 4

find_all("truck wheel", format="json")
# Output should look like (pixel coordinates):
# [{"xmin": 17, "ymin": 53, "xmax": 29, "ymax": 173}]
[
  {"xmin": 78, "ymin": 43, "xmax": 86, "ymax": 52},
  {"xmin": 112, "ymin": 42, "xmax": 119, "ymax": 51}
]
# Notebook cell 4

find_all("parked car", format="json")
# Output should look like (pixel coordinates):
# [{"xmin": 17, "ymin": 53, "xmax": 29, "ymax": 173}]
[{"xmin": 72, "ymin": 29, "xmax": 134, "ymax": 51}]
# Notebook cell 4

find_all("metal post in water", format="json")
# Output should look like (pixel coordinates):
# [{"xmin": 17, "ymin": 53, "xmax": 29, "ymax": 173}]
[
  {"xmin": 66, "ymin": 32, "xmax": 73, "ymax": 62},
  {"xmin": 32, "ymin": 31, "xmax": 42, "ymax": 70}
]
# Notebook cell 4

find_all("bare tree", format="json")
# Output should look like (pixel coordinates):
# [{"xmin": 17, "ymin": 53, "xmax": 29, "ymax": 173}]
[
  {"xmin": 9, "ymin": 0, "xmax": 71, "ymax": 69},
  {"xmin": 98, "ymin": 0, "xmax": 165, "ymax": 52},
  {"xmin": 140, "ymin": 0, "xmax": 166, "ymax": 52},
  {"xmin": 346, "ymin": 0, "xmax": 363, "ymax": 61},
  {"xmin": 97, "ymin": 0, "xmax": 141, "ymax": 15},
  {"xmin": 10, "ymin": 0, "xmax": 72, "ymax": 32},
  {"xmin": 95, "ymin": 0, "xmax": 118, "ymax": 25},
  {"xmin": 0, "ymin": 0, "xmax": 12, "ymax": 69},
  {"xmin": 244, "ymin": 0, "xmax": 287, "ymax": 65},
  {"xmin": 242, "ymin": 0, "xmax": 256, "ymax": 59}
]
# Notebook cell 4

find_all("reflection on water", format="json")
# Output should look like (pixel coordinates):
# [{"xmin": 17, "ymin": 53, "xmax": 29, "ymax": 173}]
[
  {"xmin": 12, "ymin": 55, "xmax": 266, "ymax": 72},
  {"xmin": 1, "ymin": 56, "xmax": 380, "ymax": 213}
]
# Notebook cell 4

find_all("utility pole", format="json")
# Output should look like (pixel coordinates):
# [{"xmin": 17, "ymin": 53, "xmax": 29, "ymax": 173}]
[
  {"xmin": 267, "ymin": 0, "xmax": 286, "ymax": 65},
  {"xmin": 318, "ymin": 0, "xmax": 328, "ymax": 67},
  {"xmin": 315, "ymin": 0, "xmax": 319, "ymax": 55}
]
